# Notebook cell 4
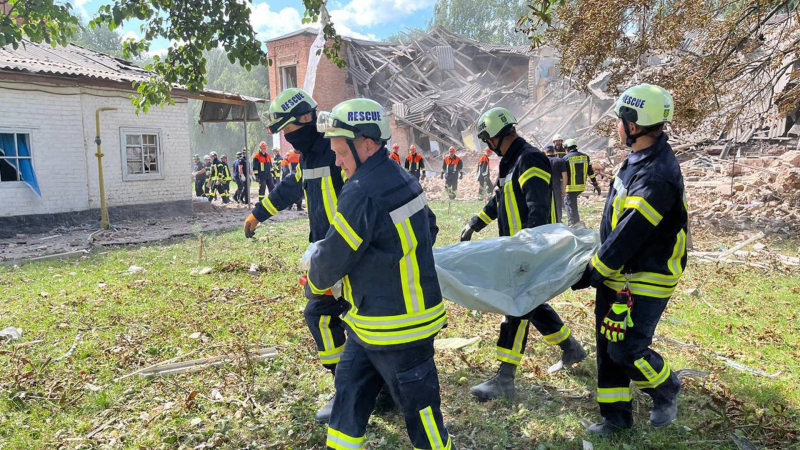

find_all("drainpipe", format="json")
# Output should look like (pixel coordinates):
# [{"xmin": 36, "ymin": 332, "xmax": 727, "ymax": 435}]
[{"xmin": 94, "ymin": 107, "xmax": 117, "ymax": 229}]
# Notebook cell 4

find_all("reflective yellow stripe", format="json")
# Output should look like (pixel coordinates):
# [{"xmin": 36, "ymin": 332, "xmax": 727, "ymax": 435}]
[
  {"xmin": 326, "ymin": 427, "xmax": 366, "ymax": 450},
  {"xmin": 319, "ymin": 343, "xmax": 344, "ymax": 365},
  {"xmin": 261, "ymin": 197, "xmax": 278, "ymax": 216},
  {"xmin": 321, "ymin": 175, "xmax": 337, "ymax": 224},
  {"xmin": 668, "ymin": 230, "xmax": 686, "ymax": 276},
  {"xmin": 332, "ymin": 212, "xmax": 363, "ymax": 251},
  {"xmin": 343, "ymin": 312, "xmax": 447, "ymax": 346},
  {"xmin": 607, "ymin": 271, "xmax": 680, "ymax": 286},
  {"xmin": 396, "ymin": 218, "xmax": 425, "ymax": 313},
  {"xmin": 634, "ymin": 359, "xmax": 671, "ymax": 389},
  {"xmin": 496, "ymin": 346, "xmax": 523, "ymax": 365},
  {"xmin": 542, "ymin": 324, "xmax": 571, "ymax": 345},
  {"xmin": 591, "ymin": 253, "xmax": 618, "ymax": 278},
  {"xmin": 344, "ymin": 302, "xmax": 445, "ymax": 330},
  {"xmin": 623, "ymin": 196, "xmax": 663, "ymax": 226},
  {"xmin": 610, "ymin": 177, "xmax": 626, "ymax": 230},
  {"xmin": 503, "ymin": 178, "xmax": 522, "ymax": 235},
  {"xmin": 307, "ymin": 277, "xmax": 330, "ymax": 296},
  {"xmin": 550, "ymin": 194, "xmax": 556, "ymax": 224},
  {"xmin": 342, "ymin": 275, "xmax": 354, "ymax": 304},
  {"xmin": 519, "ymin": 166, "xmax": 551, "ymax": 188},
  {"xmin": 566, "ymin": 184, "xmax": 586, "ymax": 193},
  {"xmin": 420, "ymin": 406, "xmax": 447, "ymax": 449},
  {"xmin": 597, "ymin": 387, "xmax": 631, "ymax": 403},
  {"xmin": 478, "ymin": 210, "xmax": 493, "ymax": 225},
  {"xmin": 512, "ymin": 319, "xmax": 528, "ymax": 354},
  {"xmin": 603, "ymin": 280, "xmax": 675, "ymax": 299},
  {"xmin": 294, "ymin": 166, "xmax": 302, "ymax": 182}
]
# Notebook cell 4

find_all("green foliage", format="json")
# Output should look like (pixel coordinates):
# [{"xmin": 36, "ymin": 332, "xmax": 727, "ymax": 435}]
[
  {"xmin": 189, "ymin": 48, "xmax": 271, "ymax": 155},
  {"xmin": 0, "ymin": 0, "xmax": 80, "ymax": 48},
  {"xmin": 430, "ymin": 0, "xmax": 530, "ymax": 45},
  {"xmin": 70, "ymin": 22, "xmax": 124, "ymax": 59}
]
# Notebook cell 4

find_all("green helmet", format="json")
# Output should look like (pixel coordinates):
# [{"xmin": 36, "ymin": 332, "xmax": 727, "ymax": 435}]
[
  {"xmin": 564, "ymin": 138, "xmax": 577, "ymax": 149},
  {"xmin": 264, "ymin": 88, "xmax": 318, "ymax": 134},
  {"xmin": 210, "ymin": 151, "xmax": 218, "ymax": 157},
  {"xmin": 476, "ymin": 107, "xmax": 517, "ymax": 141},
  {"xmin": 317, "ymin": 98, "xmax": 391, "ymax": 141},
  {"xmin": 615, "ymin": 83, "xmax": 674, "ymax": 127},
  {"xmin": 193, "ymin": 154, "xmax": 200, "ymax": 158}
]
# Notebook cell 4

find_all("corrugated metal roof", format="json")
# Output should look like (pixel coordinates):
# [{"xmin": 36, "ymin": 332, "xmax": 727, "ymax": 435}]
[
  {"xmin": 0, "ymin": 39, "xmax": 266, "ymax": 103},
  {"xmin": 0, "ymin": 40, "xmax": 153, "ymax": 83}
]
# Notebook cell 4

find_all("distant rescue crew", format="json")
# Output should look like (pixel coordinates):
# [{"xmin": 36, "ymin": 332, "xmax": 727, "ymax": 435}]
[
  {"xmin": 544, "ymin": 144, "xmax": 565, "ymax": 223},
  {"xmin": 389, "ymin": 143, "xmax": 401, "ymax": 163},
  {"xmin": 441, "ymin": 146, "xmax": 463, "ymax": 200},
  {"xmin": 405, "ymin": 144, "xmax": 425, "ymax": 181},
  {"xmin": 253, "ymin": 141, "xmax": 276, "ymax": 201},
  {"xmin": 210, "ymin": 152, "xmax": 232, "ymax": 204},
  {"xmin": 476, "ymin": 147, "xmax": 493, "ymax": 198},
  {"xmin": 552, "ymin": 134, "xmax": 566, "ymax": 157},
  {"xmin": 562, "ymin": 138, "xmax": 601, "ymax": 225}
]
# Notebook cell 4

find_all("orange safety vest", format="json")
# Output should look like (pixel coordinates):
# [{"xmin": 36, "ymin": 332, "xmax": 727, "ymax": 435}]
[
  {"xmin": 287, "ymin": 152, "xmax": 301, "ymax": 165},
  {"xmin": 253, "ymin": 152, "xmax": 272, "ymax": 174},
  {"xmin": 389, "ymin": 151, "xmax": 401, "ymax": 163}
]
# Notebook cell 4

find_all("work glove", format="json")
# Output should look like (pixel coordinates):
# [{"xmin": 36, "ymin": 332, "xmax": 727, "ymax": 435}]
[
  {"xmin": 571, "ymin": 264, "xmax": 592, "ymax": 290},
  {"xmin": 460, "ymin": 223, "xmax": 476, "ymax": 242},
  {"xmin": 459, "ymin": 171, "xmax": 463, "ymax": 179},
  {"xmin": 601, "ymin": 288, "xmax": 634, "ymax": 342},
  {"xmin": 440, "ymin": 172, "xmax": 445, "ymax": 179},
  {"xmin": 299, "ymin": 274, "xmax": 333, "ymax": 299},
  {"xmin": 244, "ymin": 213, "xmax": 259, "ymax": 238},
  {"xmin": 593, "ymin": 184, "xmax": 601, "ymax": 195},
  {"xmin": 420, "ymin": 172, "xmax": 426, "ymax": 181}
]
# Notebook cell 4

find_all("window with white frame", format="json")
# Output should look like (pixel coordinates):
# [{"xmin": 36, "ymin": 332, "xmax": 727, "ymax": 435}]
[
  {"xmin": 281, "ymin": 65, "xmax": 297, "ymax": 90},
  {"xmin": 120, "ymin": 129, "xmax": 162, "ymax": 180},
  {"xmin": 0, "ymin": 132, "xmax": 32, "ymax": 182}
]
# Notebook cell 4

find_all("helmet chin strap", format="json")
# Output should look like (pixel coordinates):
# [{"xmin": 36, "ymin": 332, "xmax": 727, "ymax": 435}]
[
  {"xmin": 347, "ymin": 140, "xmax": 363, "ymax": 170},
  {"xmin": 487, "ymin": 134, "xmax": 508, "ymax": 157},
  {"xmin": 621, "ymin": 117, "xmax": 657, "ymax": 148}
]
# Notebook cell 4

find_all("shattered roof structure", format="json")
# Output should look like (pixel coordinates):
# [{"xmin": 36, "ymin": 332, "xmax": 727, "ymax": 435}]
[{"xmin": 345, "ymin": 27, "xmax": 533, "ymax": 148}]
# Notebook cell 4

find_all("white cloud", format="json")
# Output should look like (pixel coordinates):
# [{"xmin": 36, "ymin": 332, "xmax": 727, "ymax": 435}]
[
  {"xmin": 249, "ymin": 3, "xmax": 305, "ymax": 41},
  {"xmin": 67, "ymin": 0, "xmax": 90, "ymax": 19},
  {"xmin": 147, "ymin": 48, "xmax": 169, "ymax": 58},
  {"xmin": 121, "ymin": 31, "xmax": 140, "ymax": 42},
  {"xmin": 330, "ymin": 0, "xmax": 435, "ymax": 28}
]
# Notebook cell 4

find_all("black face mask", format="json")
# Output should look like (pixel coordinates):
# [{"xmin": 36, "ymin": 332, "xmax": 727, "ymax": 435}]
[{"xmin": 284, "ymin": 123, "xmax": 318, "ymax": 153}]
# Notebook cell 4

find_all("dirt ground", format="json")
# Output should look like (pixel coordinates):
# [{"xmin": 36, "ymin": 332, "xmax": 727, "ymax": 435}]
[{"xmin": 0, "ymin": 196, "xmax": 304, "ymax": 264}]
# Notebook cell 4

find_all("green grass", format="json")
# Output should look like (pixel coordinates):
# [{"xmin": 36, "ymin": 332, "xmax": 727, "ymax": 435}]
[{"xmin": 1, "ymin": 199, "xmax": 798, "ymax": 449}]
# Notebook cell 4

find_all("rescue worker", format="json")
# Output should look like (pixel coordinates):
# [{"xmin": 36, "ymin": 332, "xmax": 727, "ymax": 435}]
[
  {"xmin": 286, "ymin": 149, "xmax": 304, "ymax": 210},
  {"xmin": 238, "ymin": 150, "xmax": 250, "ymax": 205},
  {"xmin": 441, "ymin": 146, "xmax": 463, "ymax": 200},
  {"xmin": 476, "ymin": 147, "xmax": 493, "ymax": 199},
  {"xmin": 553, "ymin": 134, "xmax": 566, "ymax": 157},
  {"xmin": 309, "ymin": 98, "xmax": 452, "ymax": 450},
  {"xmin": 203, "ymin": 155, "xmax": 214, "ymax": 201},
  {"xmin": 272, "ymin": 148, "xmax": 283, "ymax": 185},
  {"xmin": 243, "ymin": 88, "xmax": 345, "ymax": 422},
  {"xmin": 459, "ymin": 107, "xmax": 586, "ymax": 402},
  {"xmin": 232, "ymin": 151, "xmax": 243, "ymax": 204},
  {"xmin": 572, "ymin": 84, "xmax": 685, "ymax": 435},
  {"xmin": 389, "ymin": 142, "xmax": 401, "ymax": 163},
  {"xmin": 544, "ymin": 144, "xmax": 565, "ymax": 223},
  {"xmin": 253, "ymin": 141, "xmax": 276, "ymax": 202},
  {"xmin": 404, "ymin": 144, "xmax": 425, "ymax": 181},
  {"xmin": 215, "ymin": 154, "xmax": 232, "ymax": 203},
  {"xmin": 191, "ymin": 155, "xmax": 206, "ymax": 198},
  {"xmin": 562, "ymin": 138, "xmax": 601, "ymax": 226},
  {"xmin": 280, "ymin": 157, "xmax": 291, "ymax": 180}
]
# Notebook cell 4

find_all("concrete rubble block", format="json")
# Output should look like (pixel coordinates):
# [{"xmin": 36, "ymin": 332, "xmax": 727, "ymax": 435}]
[{"xmin": 780, "ymin": 150, "xmax": 800, "ymax": 167}]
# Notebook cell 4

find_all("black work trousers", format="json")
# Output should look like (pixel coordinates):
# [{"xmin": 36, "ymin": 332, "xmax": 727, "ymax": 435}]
[
  {"xmin": 326, "ymin": 338, "xmax": 451, "ymax": 450},
  {"xmin": 495, "ymin": 304, "xmax": 570, "ymax": 366}
]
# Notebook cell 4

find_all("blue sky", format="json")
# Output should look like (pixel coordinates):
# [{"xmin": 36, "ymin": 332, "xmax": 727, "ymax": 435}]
[{"xmin": 69, "ymin": 0, "xmax": 436, "ymax": 56}]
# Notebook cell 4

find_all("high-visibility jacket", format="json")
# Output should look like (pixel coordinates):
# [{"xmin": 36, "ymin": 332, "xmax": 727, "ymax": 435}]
[
  {"xmin": 554, "ymin": 145, "xmax": 567, "ymax": 157},
  {"xmin": 405, "ymin": 153, "xmax": 424, "ymax": 174},
  {"xmin": 389, "ymin": 151, "xmax": 401, "ymax": 163},
  {"xmin": 307, "ymin": 147, "xmax": 444, "ymax": 349},
  {"xmin": 563, "ymin": 150, "xmax": 597, "ymax": 193},
  {"xmin": 469, "ymin": 137, "xmax": 555, "ymax": 236},
  {"xmin": 252, "ymin": 152, "xmax": 273, "ymax": 179},
  {"xmin": 548, "ymin": 154, "xmax": 565, "ymax": 193},
  {"xmin": 251, "ymin": 132, "xmax": 345, "ymax": 242},
  {"xmin": 442, "ymin": 155, "xmax": 463, "ymax": 176},
  {"xmin": 587, "ymin": 133, "xmax": 688, "ymax": 299},
  {"xmin": 211, "ymin": 159, "xmax": 231, "ymax": 182},
  {"xmin": 477, "ymin": 155, "xmax": 490, "ymax": 176},
  {"xmin": 287, "ymin": 151, "xmax": 301, "ymax": 171}
]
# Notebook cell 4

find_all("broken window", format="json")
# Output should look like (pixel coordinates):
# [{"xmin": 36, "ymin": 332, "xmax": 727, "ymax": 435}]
[
  {"xmin": 0, "ymin": 131, "xmax": 41, "ymax": 197},
  {"xmin": 120, "ymin": 129, "xmax": 162, "ymax": 180},
  {"xmin": 281, "ymin": 65, "xmax": 297, "ymax": 90}
]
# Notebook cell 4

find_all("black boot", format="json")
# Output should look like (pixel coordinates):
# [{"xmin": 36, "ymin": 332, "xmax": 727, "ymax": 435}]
[
  {"xmin": 586, "ymin": 418, "xmax": 632, "ymax": 436},
  {"xmin": 470, "ymin": 362, "xmax": 516, "ymax": 402},
  {"xmin": 549, "ymin": 335, "xmax": 587, "ymax": 373},
  {"xmin": 315, "ymin": 395, "xmax": 334, "ymax": 423},
  {"xmin": 651, "ymin": 376, "xmax": 681, "ymax": 427}
]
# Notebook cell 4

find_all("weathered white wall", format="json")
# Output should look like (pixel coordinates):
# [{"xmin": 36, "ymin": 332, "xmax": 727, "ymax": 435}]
[{"xmin": 0, "ymin": 81, "xmax": 191, "ymax": 218}]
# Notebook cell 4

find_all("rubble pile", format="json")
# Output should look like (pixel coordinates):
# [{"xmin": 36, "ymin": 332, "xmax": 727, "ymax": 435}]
[{"xmin": 683, "ymin": 150, "xmax": 800, "ymax": 234}]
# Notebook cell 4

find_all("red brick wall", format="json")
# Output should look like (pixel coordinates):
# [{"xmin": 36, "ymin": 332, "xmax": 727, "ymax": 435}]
[{"xmin": 266, "ymin": 31, "xmax": 354, "ymax": 154}]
